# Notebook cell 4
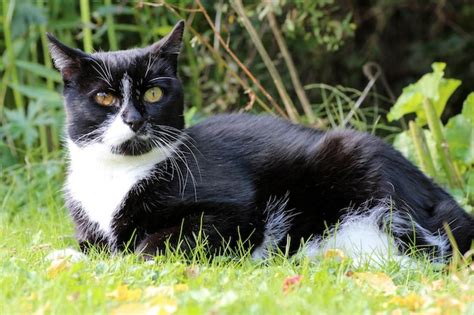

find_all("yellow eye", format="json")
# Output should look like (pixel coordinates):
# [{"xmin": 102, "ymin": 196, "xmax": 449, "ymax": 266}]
[
  {"xmin": 94, "ymin": 92, "xmax": 115, "ymax": 106},
  {"xmin": 143, "ymin": 87, "xmax": 163, "ymax": 103}
]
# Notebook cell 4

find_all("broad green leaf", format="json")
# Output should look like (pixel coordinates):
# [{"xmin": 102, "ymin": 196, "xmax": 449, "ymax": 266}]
[
  {"xmin": 15, "ymin": 60, "xmax": 62, "ymax": 82},
  {"xmin": 430, "ymin": 78, "xmax": 461, "ymax": 118},
  {"xmin": 462, "ymin": 92, "xmax": 474, "ymax": 122},
  {"xmin": 445, "ymin": 114, "xmax": 474, "ymax": 165},
  {"xmin": 387, "ymin": 85, "xmax": 423, "ymax": 121},
  {"xmin": 8, "ymin": 84, "xmax": 61, "ymax": 102},
  {"xmin": 393, "ymin": 131, "xmax": 417, "ymax": 162},
  {"xmin": 387, "ymin": 62, "xmax": 460, "ymax": 125}
]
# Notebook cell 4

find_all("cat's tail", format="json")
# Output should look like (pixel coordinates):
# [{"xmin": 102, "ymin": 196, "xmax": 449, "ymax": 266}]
[{"xmin": 303, "ymin": 199, "xmax": 465, "ymax": 267}]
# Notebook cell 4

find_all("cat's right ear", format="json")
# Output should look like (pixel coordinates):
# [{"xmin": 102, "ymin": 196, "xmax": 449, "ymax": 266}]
[{"xmin": 47, "ymin": 33, "xmax": 88, "ymax": 81}]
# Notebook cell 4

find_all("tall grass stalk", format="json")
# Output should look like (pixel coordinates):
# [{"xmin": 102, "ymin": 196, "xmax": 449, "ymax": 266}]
[
  {"xmin": 231, "ymin": 0, "xmax": 300, "ymax": 123},
  {"xmin": 408, "ymin": 121, "xmax": 436, "ymax": 178},
  {"xmin": 422, "ymin": 98, "xmax": 463, "ymax": 188},
  {"xmin": 80, "ymin": 0, "xmax": 93, "ymax": 53},
  {"xmin": 266, "ymin": 8, "xmax": 316, "ymax": 124},
  {"xmin": 38, "ymin": 0, "xmax": 54, "ymax": 90},
  {"xmin": 2, "ymin": 0, "xmax": 24, "ymax": 110},
  {"xmin": 104, "ymin": 0, "xmax": 118, "ymax": 51}
]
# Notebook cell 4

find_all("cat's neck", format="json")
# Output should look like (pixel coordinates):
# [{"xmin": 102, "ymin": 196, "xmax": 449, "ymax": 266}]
[{"xmin": 66, "ymin": 139, "xmax": 174, "ymax": 236}]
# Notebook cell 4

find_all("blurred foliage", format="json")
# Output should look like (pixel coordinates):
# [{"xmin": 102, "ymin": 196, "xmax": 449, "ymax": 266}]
[{"xmin": 389, "ymin": 63, "xmax": 473, "ymax": 209}]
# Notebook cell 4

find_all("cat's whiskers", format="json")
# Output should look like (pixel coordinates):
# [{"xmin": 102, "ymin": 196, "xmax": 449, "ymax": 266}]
[
  {"xmin": 149, "ymin": 136, "xmax": 185, "ymax": 196},
  {"xmin": 88, "ymin": 58, "xmax": 113, "ymax": 87},
  {"xmin": 156, "ymin": 129, "xmax": 201, "ymax": 194},
  {"xmin": 156, "ymin": 125, "xmax": 203, "ymax": 179},
  {"xmin": 157, "ymin": 137, "xmax": 189, "ymax": 197}
]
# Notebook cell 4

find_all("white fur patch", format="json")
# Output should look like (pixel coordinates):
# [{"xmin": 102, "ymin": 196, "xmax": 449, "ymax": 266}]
[
  {"xmin": 101, "ymin": 115, "xmax": 135, "ymax": 147},
  {"xmin": 252, "ymin": 195, "xmax": 294, "ymax": 259},
  {"xmin": 302, "ymin": 202, "xmax": 449, "ymax": 267},
  {"xmin": 101, "ymin": 73, "xmax": 135, "ymax": 147},
  {"xmin": 46, "ymin": 248, "xmax": 86, "ymax": 262},
  {"xmin": 305, "ymin": 204, "xmax": 404, "ymax": 267},
  {"xmin": 66, "ymin": 140, "xmax": 174, "ymax": 236}
]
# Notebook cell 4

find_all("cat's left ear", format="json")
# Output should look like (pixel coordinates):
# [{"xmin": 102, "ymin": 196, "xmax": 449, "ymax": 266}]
[
  {"xmin": 47, "ymin": 33, "xmax": 89, "ymax": 81},
  {"xmin": 149, "ymin": 20, "xmax": 185, "ymax": 56}
]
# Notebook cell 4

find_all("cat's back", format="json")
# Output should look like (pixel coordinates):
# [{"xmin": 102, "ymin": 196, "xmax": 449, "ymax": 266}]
[{"xmin": 186, "ymin": 113, "xmax": 323, "ymax": 154}]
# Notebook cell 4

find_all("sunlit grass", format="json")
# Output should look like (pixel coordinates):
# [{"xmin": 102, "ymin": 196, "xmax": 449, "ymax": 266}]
[{"xmin": 1, "ymin": 161, "xmax": 473, "ymax": 314}]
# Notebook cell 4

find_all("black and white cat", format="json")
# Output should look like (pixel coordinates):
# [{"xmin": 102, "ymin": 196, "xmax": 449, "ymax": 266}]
[{"xmin": 48, "ymin": 21, "xmax": 473, "ymax": 264}]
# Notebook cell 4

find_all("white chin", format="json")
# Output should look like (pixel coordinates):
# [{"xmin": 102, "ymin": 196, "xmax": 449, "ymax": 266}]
[{"xmin": 102, "ymin": 115, "xmax": 135, "ymax": 147}]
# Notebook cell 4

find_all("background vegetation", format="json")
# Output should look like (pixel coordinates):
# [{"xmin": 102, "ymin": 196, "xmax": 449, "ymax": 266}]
[{"xmin": 0, "ymin": 1, "xmax": 473, "ymax": 313}]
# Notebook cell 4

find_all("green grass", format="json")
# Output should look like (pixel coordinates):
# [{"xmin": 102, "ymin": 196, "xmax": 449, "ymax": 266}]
[{"xmin": 1, "ymin": 159, "xmax": 474, "ymax": 314}]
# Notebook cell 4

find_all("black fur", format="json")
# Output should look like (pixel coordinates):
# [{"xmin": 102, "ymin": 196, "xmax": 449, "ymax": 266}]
[{"xmin": 48, "ymin": 21, "xmax": 474, "ymax": 261}]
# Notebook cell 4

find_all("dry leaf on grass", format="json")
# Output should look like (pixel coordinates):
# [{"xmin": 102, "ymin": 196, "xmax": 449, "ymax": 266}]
[
  {"xmin": 387, "ymin": 293, "xmax": 426, "ymax": 311},
  {"xmin": 350, "ymin": 272, "xmax": 397, "ymax": 295},
  {"xmin": 107, "ymin": 285, "xmax": 142, "ymax": 302},
  {"xmin": 323, "ymin": 249, "xmax": 346, "ymax": 262},
  {"xmin": 149, "ymin": 296, "xmax": 178, "ymax": 314},
  {"xmin": 47, "ymin": 258, "xmax": 71, "ymax": 278},
  {"xmin": 435, "ymin": 296, "xmax": 465, "ymax": 313},
  {"xmin": 282, "ymin": 275, "xmax": 303, "ymax": 294}
]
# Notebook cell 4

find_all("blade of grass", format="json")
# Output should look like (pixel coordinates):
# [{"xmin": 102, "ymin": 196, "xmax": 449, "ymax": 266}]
[
  {"xmin": 104, "ymin": 0, "xmax": 118, "ymax": 50},
  {"xmin": 80, "ymin": 0, "xmax": 93, "ymax": 52},
  {"xmin": 266, "ymin": 7, "xmax": 316, "ymax": 124},
  {"xmin": 408, "ymin": 121, "xmax": 436, "ymax": 178},
  {"xmin": 2, "ymin": 0, "xmax": 24, "ymax": 110},
  {"xmin": 423, "ymin": 98, "xmax": 463, "ymax": 188}
]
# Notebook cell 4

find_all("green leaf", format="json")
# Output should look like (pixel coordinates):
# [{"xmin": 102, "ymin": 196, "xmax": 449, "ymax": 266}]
[
  {"xmin": 8, "ymin": 84, "xmax": 61, "ymax": 102},
  {"xmin": 393, "ymin": 131, "xmax": 417, "ymax": 162},
  {"xmin": 15, "ymin": 60, "xmax": 62, "ymax": 82},
  {"xmin": 387, "ymin": 85, "xmax": 423, "ymax": 122},
  {"xmin": 445, "ymin": 114, "xmax": 474, "ymax": 165},
  {"xmin": 462, "ymin": 92, "xmax": 474, "ymax": 122},
  {"xmin": 387, "ymin": 62, "xmax": 460, "ymax": 125}
]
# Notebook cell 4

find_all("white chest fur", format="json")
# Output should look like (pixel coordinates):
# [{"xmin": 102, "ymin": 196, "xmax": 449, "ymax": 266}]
[{"xmin": 66, "ymin": 141, "xmax": 171, "ymax": 235}]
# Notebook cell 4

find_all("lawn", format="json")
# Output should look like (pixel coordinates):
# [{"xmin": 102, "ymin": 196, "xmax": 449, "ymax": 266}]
[{"xmin": 1, "ymin": 158, "xmax": 473, "ymax": 314}]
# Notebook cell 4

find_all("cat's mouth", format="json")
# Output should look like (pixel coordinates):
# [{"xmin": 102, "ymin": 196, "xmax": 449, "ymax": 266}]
[{"xmin": 110, "ymin": 135, "xmax": 155, "ymax": 156}]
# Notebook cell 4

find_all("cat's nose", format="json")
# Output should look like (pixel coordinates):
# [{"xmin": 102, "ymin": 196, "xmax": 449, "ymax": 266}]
[
  {"xmin": 125, "ymin": 119, "xmax": 145, "ymax": 132},
  {"xmin": 122, "ymin": 107, "xmax": 145, "ymax": 132}
]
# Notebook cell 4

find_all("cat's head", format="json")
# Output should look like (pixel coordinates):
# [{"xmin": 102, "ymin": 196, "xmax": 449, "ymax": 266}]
[{"xmin": 48, "ymin": 21, "xmax": 185, "ymax": 156}]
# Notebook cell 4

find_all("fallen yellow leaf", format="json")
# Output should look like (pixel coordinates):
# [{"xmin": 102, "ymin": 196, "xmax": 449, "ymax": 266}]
[
  {"xmin": 435, "ymin": 296, "xmax": 465, "ymax": 312},
  {"xmin": 351, "ymin": 272, "xmax": 397, "ymax": 295},
  {"xmin": 144, "ymin": 286, "xmax": 174, "ymax": 298},
  {"xmin": 174, "ymin": 284, "xmax": 189, "ymax": 293},
  {"xmin": 47, "ymin": 258, "xmax": 71, "ymax": 278},
  {"xmin": 387, "ymin": 292, "xmax": 425, "ymax": 311},
  {"xmin": 108, "ymin": 285, "xmax": 142, "ymax": 302},
  {"xmin": 33, "ymin": 302, "xmax": 51, "ymax": 315},
  {"xmin": 149, "ymin": 295, "xmax": 178, "ymax": 315},
  {"xmin": 323, "ymin": 249, "xmax": 346, "ymax": 262}
]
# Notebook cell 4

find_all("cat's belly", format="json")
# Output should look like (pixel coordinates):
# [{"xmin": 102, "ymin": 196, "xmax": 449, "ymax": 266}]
[{"xmin": 66, "ymin": 141, "xmax": 171, "ymax": 236}]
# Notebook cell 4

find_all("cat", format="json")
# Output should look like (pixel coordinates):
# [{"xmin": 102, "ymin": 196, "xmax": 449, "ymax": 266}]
[{"xmin": 47, "ymin": 20, "xmax": 474, "ymax": 264}]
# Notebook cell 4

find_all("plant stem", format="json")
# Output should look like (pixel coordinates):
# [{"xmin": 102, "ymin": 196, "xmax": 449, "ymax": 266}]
[
  {"xmin": 423, "ymin": 98, "xmax": 463, "ymax": 188},
  {"xmin": 104, "ymin": 0, "xmax": 118, "ymax": 50},
  {"xmin": 266, "ymin": 8, "xmax": 315, "ymax": 124},
  {"xmin": 2, "ymin": 0, "xmax": 24, "ymax": 110},
  {"xmin": 194, "ymin": 0, "xmax": 288, "ymax": 119},
  {"xmin": 408, "ymin": 121, "xmax": 436, "ymax": 178},
  {"xmin": 80, "ymin": 0, "xmax": 93, "ymax": 53},
  {"xmin": 231, "ymin": 0, "xmax": 300, "ymax": 123}
]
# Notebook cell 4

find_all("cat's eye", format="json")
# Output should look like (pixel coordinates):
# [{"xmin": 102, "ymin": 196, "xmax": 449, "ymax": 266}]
[
  {"xmin": 143, "ymin": 87, "xmax": 163, "ymax": 103},
  {"xmin": 95, "ymin": 92, "xmax": 115, "ymax": 106}
]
